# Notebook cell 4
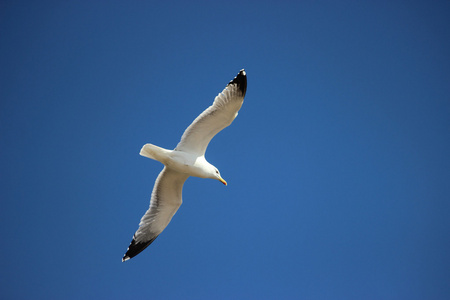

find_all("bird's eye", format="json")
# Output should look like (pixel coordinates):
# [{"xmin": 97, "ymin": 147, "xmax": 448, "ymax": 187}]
[{"xmin": 216, "ymin": 170, "xmax": 219, "ymax": 174}]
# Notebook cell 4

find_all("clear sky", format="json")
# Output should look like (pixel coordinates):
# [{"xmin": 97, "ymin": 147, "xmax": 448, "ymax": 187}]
[{"xmin": 1, "ymin": 1, "xmax": 449, "ymax": 299}]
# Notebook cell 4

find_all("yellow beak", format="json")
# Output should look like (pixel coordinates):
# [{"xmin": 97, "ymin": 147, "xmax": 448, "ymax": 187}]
[{"xmin": 219, "ymin": 177, "xmax": 227, "ymax": 186}]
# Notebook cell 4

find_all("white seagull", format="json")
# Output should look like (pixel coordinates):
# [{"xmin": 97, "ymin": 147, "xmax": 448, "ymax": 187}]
[{"xmin": 122, "ymin": 69, "xmax": 247, "ymax": 261}]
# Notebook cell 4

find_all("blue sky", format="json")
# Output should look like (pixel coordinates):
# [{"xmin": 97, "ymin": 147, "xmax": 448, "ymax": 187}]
[{"xmin": 1, "ymin": 1, "xmax": 449, "ymax": 299}]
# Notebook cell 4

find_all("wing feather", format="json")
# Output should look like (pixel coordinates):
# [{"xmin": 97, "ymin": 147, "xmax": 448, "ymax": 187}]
[
  {"xmin": 175, "ymin": 70, "xmax": 247, "ymax": 156},
  {"xmin": 122, "ymin": 167, "xmax": 189, "ymax": 261}
]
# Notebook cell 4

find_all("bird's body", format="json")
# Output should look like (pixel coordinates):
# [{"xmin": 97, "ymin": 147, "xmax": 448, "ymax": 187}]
[
  {"xmin": 122, "ymin": 70, "xmax": 247, "ymax": 261},
  {"xmin": 140, "ymin": 144, "xmax": 214, "ymax": 179}
]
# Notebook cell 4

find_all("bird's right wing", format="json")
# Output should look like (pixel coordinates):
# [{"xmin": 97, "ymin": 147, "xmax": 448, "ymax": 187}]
[{"xmin": 122, "ymin": 167, "xmax": 189, "ymax": 261}]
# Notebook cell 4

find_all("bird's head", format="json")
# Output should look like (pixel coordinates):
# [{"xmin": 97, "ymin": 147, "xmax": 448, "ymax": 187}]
[{"xmin": 212, "ymin": 167, "xmax": 227, "ymax": 186}]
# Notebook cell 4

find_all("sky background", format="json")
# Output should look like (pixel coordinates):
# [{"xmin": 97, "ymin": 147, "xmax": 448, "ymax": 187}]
[{"xmin": 1, "ymin": 1, "xmax": 450, "ymax": 299}]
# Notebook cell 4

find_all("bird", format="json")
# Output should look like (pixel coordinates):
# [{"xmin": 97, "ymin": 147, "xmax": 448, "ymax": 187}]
[{"xmin": 122, "ymin": 69, "xmax": 247, "ymax": 261}]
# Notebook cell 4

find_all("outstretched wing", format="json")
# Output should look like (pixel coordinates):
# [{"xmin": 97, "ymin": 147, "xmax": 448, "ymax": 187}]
[
  {"xmin": 175, "ymin": 69, "xmax": 247, "ymax": 156},
  {"xmin": 122, "ymin": 167, "xmax": 189, "ymax": 261}
]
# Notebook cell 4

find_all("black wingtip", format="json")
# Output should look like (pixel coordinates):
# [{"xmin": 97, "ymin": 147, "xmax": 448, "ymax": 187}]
[
  {"xmin": 122, "ymin": 235, "xmax": 158, "ymax": 262},
  {"xmin": 228, "ymin": 69, "xmax": 247, "ymax": 97}
]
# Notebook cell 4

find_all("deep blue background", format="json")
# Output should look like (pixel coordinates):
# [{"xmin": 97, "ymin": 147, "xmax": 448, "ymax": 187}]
[{"xmin": 1, "ymin": 1, "xmax": 449, "ymax": 299}]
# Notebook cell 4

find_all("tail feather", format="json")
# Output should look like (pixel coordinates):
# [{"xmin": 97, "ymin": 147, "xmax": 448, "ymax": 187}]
[
  {"xmin": 140, "ymin": 143, "xmax": 168, "ymax": 162},
  {"xmin": 140, "ymin": 143, "xmax": 156, "ymax": 160}
]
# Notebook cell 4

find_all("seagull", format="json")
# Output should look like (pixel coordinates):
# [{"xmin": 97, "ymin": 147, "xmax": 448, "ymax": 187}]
[{"xmin": 122, "ymin": 69, "xmax": 247, "ymax": 261}]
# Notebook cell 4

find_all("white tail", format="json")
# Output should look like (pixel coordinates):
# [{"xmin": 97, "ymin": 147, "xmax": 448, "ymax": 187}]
[{"xmin": 140, "ymin": 143, "xmax": 169, "ymax": 163}]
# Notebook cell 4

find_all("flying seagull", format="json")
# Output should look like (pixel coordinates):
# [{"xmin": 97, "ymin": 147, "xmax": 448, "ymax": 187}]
[{"xmin": 122, "ymin": 69, "xmax": 247, "ymax": 261}]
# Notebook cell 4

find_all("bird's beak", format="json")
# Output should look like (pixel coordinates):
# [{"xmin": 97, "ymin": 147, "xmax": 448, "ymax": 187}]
[{"xmin": 219, "ymin": 177, "xmax": 227, "ymax": 186}]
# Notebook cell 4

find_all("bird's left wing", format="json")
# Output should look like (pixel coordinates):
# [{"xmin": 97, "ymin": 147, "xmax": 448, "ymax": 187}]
[
  {"xmin": 175, "ymin": 69, "xmax": 247, "ymax": 156},
  {"xmin": 122, "ymin": 167, "xmax": 189, "ymax": 261}
]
